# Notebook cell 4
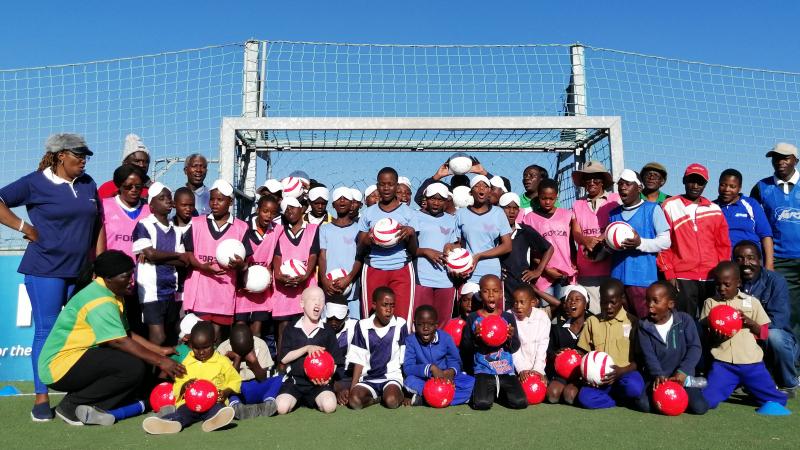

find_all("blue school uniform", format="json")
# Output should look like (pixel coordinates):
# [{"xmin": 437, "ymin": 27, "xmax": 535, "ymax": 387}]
[
  {"xmin": 348, "ymin": 316, "xmax": 408, "ymax": 397},
  {"xmin": 357, "ymin": 203, "xmax": 418, "ymax": 270},
  {"xmin": 132, "ymin": 215, "xmax": 183, "ymax": 303},
  {"xmin": 414, "ymin": 210, "xmax": 457, "ymax": 288},
  {"xmin": 319, "ymin": 221, "xmax": 360, "ymax": 305},
  {"xmin": 403, "ymin": 331, "xmax": 475, "ymax": 406},
  {"xmin": 454, "ymin": 206, "xmax": 512, "ymax": 283}
]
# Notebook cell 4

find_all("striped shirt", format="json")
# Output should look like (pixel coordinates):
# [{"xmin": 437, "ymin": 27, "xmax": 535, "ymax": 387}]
[
  {"xmin": 132, "ymin": 215, "xmax": 184, "ymax": 303},
  {"xmin": 348, "ymin": 316, "xmax": 408, "ymax": 383}
]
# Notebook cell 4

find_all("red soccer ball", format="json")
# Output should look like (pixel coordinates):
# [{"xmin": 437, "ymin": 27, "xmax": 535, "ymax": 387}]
[
  {"xmin": 149, "ymin": 382, "xmax": 175, "ymax": 413},
  {"xmin": 442, "ymin": 318, "xmax": 467, "ymax": 347},
  {"xmin": 422, "ymin": 378, "xmax": 456, "ymax": 408},
  {"xmin": 653, "ymin": 381, "xmax": 689, "ymax": 416},
  {"xmin": 522, "ymin": 375, "xmax": 547, "ymax": 405},
  {"xmin": 303, "ymin": 350, "xmax": 335, "ymax": 380},
  {"xmin": 479, "ymin": 315, "xmax": 508, "ymax": 347},
  {"xmin": 554, "ymin": 348, "xmax": 582, "ymax": 380},
  {"xmin": 709, "ymin": 304, "xmax": 743, "ymax": 337},
  {"xmin": 184, "ymin": 379, "xmax": 218, "ymax": 413}
]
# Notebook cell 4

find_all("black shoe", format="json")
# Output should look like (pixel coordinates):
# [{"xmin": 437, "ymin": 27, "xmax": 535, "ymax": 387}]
[
  {"xmin": 31, "ymin": 403, "xmax": 54, "ymax": 422},
  {"xmin": 55, "ymin": 406, "xmax": 83, "ymax": 426}
]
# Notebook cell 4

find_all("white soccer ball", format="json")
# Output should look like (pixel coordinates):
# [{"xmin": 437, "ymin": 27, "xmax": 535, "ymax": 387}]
[
  {"xmin": 280, "ymin": 259, "xmax": 308, "ymax": 278},
  {"xmin": 371, "ymin": 217, "xmax": 402, "ymax": 248},
  {"xmin": 325, "ymin": 268, "xmax": 353, "ymax": 297},
  {"xmin": 581, "ymin": 350, "xmax": 615, "ymax": 385},
  {"xmin": 605, "ymin": 221, "xmax": 636, "ymax": 251},
  {"xmin": 448, "ymin": 156, "xmax": 473, "ymax": 175},
  {"xmin": 446, "ymin": 248, "xmax": 474, "ymax": 274},
  {"xmin": 281, "ymin": 176, "xmax": 304, "ymax": 198},
  {"xmin": 452, "ymin": 186, "xmax": 473, "ymax": 208},
  {"xmin": 244, "ymin": 264, "xmax": 272, "ymax": 293},
  {"xmin": 215, "ymin": 239, "xmax": 246, "ymax": 268}
]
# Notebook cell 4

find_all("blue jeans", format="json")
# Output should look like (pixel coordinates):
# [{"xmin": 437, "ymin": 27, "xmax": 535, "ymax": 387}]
[
  {"xmin": 766, "ymin": 328, "xmax": 800, "ymax": 388},
  {"xmin": 25, "ymin": 275, "xmax": 75, "ymax": 395}
]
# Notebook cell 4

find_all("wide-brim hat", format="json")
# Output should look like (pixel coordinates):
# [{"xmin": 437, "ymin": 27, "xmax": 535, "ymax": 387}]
[{"xmin": 571, "ymin": 160, "xmax": 613, "ymax": 190}]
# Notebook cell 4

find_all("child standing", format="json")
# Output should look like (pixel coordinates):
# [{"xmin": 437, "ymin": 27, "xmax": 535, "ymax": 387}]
[
  {"xmin": 142, "ymin": 321, "xmax": 240, "ymax": 434},
  {"xmin": 577, "ymin": 278, "xmax": 644, "ymax": 409},
  {"xmin": 546, "ymin": 285, "xmax": 590, "ymax": 404},
  {"xmin": 461, "ymin": 275, "xmax": 527, "ymax": 410},
  {"xmin": 348, "ymin": 287, "xmax": 408, "ymax": 410},
  {"xmin": 132, "ymin": 183, "xmax": 187, "ymax": 346},
  {"xmin": 636, "ymin": 281, "xmax": 708, "ymax": 414},
  {"xmin": 700, "ymin": 262, "xmax": 787, "ymax": 409},
  {"xmin": 510, "ymin": 285, "xmax": 550, "ymax": 384},
  {"xmin": 172, "ymin": 187, "xmax": 195, "ymax": 304},
  {"xmin": 275, "ymin": 286, "xmax": 341, "ymax": 414},
  {"xmin": 319, "ymin": 187, "xmax": 362, "ymax": 319}
]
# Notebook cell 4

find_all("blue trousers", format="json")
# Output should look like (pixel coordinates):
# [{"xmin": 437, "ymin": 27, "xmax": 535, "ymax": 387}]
[
  {"xmin": 703, "ymin": 361, "xmax": 787, "ymax": 409},
  {"xmin": 164, "ymin": 403, "xmax": 224, "ymax": 428},
  {"xmin": 404, "ymin": 373, "xmax": 475, "ymax": 406},
  {"xmin": 766, "ymin": 328, "xmax": 800, "ymax": 388},
  {"xmin": 25, "ymin": 275, "xmax": 75, "ymax": 394},
  {"xmin": 578, "ymin": 371, "xmax": 645, "ymax": 409},
  {"xmin": 231, "ymin": 376, "xmax": 283, "ymax": 405},
  {"xmin": 634, "ymin": 384, "xmax": 708, "ymax": 415}
]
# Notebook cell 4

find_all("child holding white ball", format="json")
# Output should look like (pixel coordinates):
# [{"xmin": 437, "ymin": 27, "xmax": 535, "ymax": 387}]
[{"xmin": 182, "ymin": 179, "xmax": 248, "ymax": 340}]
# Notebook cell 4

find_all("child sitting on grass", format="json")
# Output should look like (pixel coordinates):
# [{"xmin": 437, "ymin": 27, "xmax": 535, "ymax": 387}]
[
  {"xmin": 142, "ymin": 321, "xmax": 240, "ymax": 434},
  {"xmin": 510, "ymin": 285, "xmax": 550, "ymax": 386},
  {"xmin": 546, "ymin": 285, "xmax": 590, "ymax": 404}
]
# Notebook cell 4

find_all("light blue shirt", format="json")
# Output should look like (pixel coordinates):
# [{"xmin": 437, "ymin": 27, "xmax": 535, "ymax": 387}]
[
  {"xmin": 414, "ymin": 210, "xmax": 457, "ymax": 288},
  {"xmin": 455, "ymin": 206, "xmax": 512, "ymax": 283},
  {"xmin": 358, "ymin": 203, "xmax": 418, "ymax": 271},
  {"xmin": 319, "ymin": 221, "xmax": 359, "ymax": 301}
]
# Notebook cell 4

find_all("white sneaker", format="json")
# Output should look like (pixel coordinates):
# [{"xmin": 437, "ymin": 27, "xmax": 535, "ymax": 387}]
[
  {"xmin": 201, "ymin": 406, "xmax": 234, "ymax": 432},
  {"xmin": 142, "ymin": 416, "xmax": 182, "ymax": 434}
]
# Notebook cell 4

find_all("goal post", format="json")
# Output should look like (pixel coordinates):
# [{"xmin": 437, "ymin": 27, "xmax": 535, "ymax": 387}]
[{"xmin": 218, "ymin": 115, "xmax": 624, "ymax": 217}]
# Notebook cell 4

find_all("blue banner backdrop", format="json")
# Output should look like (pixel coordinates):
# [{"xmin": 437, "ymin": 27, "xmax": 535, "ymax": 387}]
[{"xmin": 0, "ymin": 255, "xmax": 34, "ymax": 381}]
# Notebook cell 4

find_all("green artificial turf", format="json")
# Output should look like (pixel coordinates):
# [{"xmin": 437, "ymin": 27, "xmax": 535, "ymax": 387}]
[{"xmin": 2, "ymin": 383, "xmax": 799, "ymax": 449}]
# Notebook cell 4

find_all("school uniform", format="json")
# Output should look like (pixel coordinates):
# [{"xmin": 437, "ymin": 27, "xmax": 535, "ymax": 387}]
[
  {"xmin": 523, "ymin": 208, "xmax": 576, "ymax": 298},
  {"xmin": 512, "ymin": 308, "xmax": 550, "ymax": 376},
  {"xmin": 358, "ymin": 204, "xmax": 418, "ymax": 324},
  {"xmin": 455, "ymin": 206, "xmax": 512, "ymax": 284},
  {"xmin": 414, "ymin": 210, "xmax": 458, "ymax": 325},
  {"xmin": 272, "ymin": 222, "xmax": 320, "ymax": 319},
  {"xmin": 319, "ymin": 221, "xmax": 360, "ymax": 318},
  {"xmin": 700, "ymin": 292, "xmax": 787, "ymax": 408},
  {"xmin": 403, "ymin": 331, "xmax": 475, "ymax": 406},
  {"xmin": 571, "ymin": 193, "xmax": 620, "ymax": 312},
  {"xmin": 546, "ymin": 316, "xmax": 589, "ymax": 383},
  {"xmin": 332, "ymin": 318, "xmax": 358, "ymax": 386},
  {"xmin": 234, "ymin": 218, "xmax": 282, "ymax": 322},
  {"xmin": 500, "ymin": 222, "xmax": 551, "ymax": 310},
  {"xmin": 348, "ymin": 316, "xmax": 408, "ymax": 399},
  {"xmin": 131, "ymin": 215, "xmax": 183, "ymax": 327},
  {"xmin": 576, "ymin": 309, "xmax": 645, "ymax": 409},
  {"xmin": 278, "ymin": 318, "xmax": 342, "ymax": 406},
  {"xmin": 218, "ymin": 337, "xmax": 282, "ymax": 405}
]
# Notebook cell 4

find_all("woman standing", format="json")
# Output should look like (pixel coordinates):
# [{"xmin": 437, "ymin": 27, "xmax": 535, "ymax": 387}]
[{"xmin": 0, "ymin": 134, "xmax": 100, "ymax": 421}]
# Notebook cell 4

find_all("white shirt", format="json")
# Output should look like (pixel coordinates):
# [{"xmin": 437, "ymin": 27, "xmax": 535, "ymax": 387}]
[
  {"xmin": 511, "ymin": 308, "xmax": 551, "ymax": 374},
  {"xmin": 654, "ymin": 315, "xmax": 674, "ymax": 343},
  {"xmin": 775, "ymin": 170, "xmax": 799, "ymax": 195}
]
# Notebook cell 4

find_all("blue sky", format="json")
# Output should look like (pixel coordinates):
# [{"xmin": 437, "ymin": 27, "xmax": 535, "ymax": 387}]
[{"xmin": 2, "ymin": 0, "xmax": 799, "ymax": 72}]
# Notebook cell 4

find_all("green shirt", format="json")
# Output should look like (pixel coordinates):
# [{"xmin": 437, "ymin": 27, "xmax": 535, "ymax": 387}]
[
  {"xmin": 170, "ymin": 343, "xmax": 192, "ymax": 363},
  {"xmin": 38, "ymin": 279, "xmax": 128, "ymax": 385},
  {"xmin": 519, "ymin": 192, "xmax": 559, "ymax": 212},
  {"xmin": 640, "ymin": 191, "xmax": 669, "ymax": 205}
]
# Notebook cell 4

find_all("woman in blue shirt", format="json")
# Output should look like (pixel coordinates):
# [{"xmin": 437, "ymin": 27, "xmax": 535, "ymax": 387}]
[{"xmin": 0, "ymin": 134, "xmax": 100, "ymax": 421}]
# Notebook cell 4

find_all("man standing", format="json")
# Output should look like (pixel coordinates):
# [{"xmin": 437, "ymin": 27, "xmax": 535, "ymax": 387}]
[
  {"xmin": 751, "ymin": 143, "xmax": 800, "ymax": 341},
  {"xmin": 184, "ymin": 153, "xmax": 210, "ymax": 216},
  {"xmin": 639, "ymin": 162, "xmax": 670, "ymax": 204}
]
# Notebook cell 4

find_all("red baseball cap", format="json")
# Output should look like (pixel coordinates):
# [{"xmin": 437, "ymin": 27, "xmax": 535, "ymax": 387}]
[{"xmin": 683, "ymin": 163, "xmax": 709, "ymax": 181}]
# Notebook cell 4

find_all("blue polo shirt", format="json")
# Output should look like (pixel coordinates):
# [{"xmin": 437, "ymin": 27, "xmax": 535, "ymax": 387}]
[
  {"xmin": 0, "ymin": 169, "xmax": 98, "ymax": 278},
  {"xmin": 357, "ymin": 203, "xmax": 418, "ymax": 271},
  {"xmin": 414, "ymin": 210, "xmax": 457, "ymax": 288},
  {"xmin": 714, "ymin": 195, "xmax": 772, "ymax": 252},
  {"xmin": 319, "ymin": 221, "xmax": 359, "ymax": 301}
]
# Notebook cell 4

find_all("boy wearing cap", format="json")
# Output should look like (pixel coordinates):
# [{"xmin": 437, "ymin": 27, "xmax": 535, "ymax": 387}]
[
  {"xmin": 750, "ymin": 142, "xmax": 800, "ymax": 340},
  {"xmin": 498, "ymin": 192, "xmax": 553, "ymax": 310},
  {"xmin": 608, "ymin": 170, "xmax": 671, "ymax": 318},
  {"xmin": 305, "ymin": 186, "xmax": 331, "ymax": 225},
  {"xmin": 132, "ymin": 183, "xmax": 189, "ymax": 345},
  {"xmin": 414, "ymin": 182, "xmax": 459, "ymax": 325},
  {"xmin": 640, "ymin": 162, "xmax": 670, "ymax": 205},
  {"xmin": 570, "ymin": 161, "xmax": 621, "ymax": 314},
  {"xmin": 319, "ymin": 187, "xmax": 363, "ymax": 319},
  {"xmin": 98, "ymin": 134, "xmax": 151, "ymax": 199},
  {"xmin": 658, "ymin": 164, "xmax": 731, "ymax": 317},
  {"xmin": 324, "ymin": 302, "xmax": 358, "ymax": 405}
]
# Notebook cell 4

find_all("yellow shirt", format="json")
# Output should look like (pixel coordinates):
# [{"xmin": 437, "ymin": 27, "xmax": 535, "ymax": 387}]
[
  {"xmin": 578, "ymin": 308, "xmax": 637, "ymax": 366},
  {"xmin": 173, "ymin": 351, "xmax": 242, "ymax": 406},
  {"xmin": 700, "ymin": 291, "xmax": 770, "ymax": 364}
]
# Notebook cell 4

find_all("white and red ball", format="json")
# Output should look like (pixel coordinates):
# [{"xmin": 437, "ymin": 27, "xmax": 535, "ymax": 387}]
[
  {"xmin": 371, "ymin": 218, "xmax": 402, "ymax": 248},
  {"xmin": 325, "ymin": 268, "xmax": 352, "ymax": 297},
  {"xmin": 244, "ymin": 264, "xmax": 272, "ymax": 293},
  {"xmin": 605, "ymin": 221, "xmax": 636, "ymax": 251},
  {"xmin": 581, "ymin": 350, "xmax": 615, "ymax": 385},
  {"xmin": 215, "ymin": 239, "xmax": 246, "ymax": 268},
  {"xmin": 281, "ymin": 176, "xmax": 304, "ymax": 198},
  {"xmin": 448, "ymin": 155, "xmax": 473, "ymax": 175},
  {"xmin": 280, "ymin": 259, "xmax": 308, "ymax": 278},
  {"xmin": 446, "ymin": 248, "xmax": 474, "ymax": 275}
]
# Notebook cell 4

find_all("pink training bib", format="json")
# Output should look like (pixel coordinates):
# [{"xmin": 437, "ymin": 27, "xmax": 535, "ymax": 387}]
[
  {"xmin": 270, "ymin": 223, "xmax": 319, "ymax": 318},
  {"xmin": 572, "ymin": 193, "xmax": 620, "ymax": 277},
  {"xmin": 102, "ymin": 196, "xmax": 150, "ymax": 261},
  {"xmin": 523, "ymin": 208, "xmax": 576, "ymax": 290},
  {"xmin": 235, "ymin": 223, "xmax": 283, "ymax": 314},
  {"xmin": 183, "ymin": 215, "xmax": 249, "ymax": 316}
]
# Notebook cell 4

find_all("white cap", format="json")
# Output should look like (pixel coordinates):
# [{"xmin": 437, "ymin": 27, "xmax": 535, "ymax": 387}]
[
  {"xmin": 365, "ymin": 184, "xmax": 377, "ymax": 197},
  {"xmin": 460, "ymin": 282, "xmax": 480, "ymax": 296},
  {"xmin": 325, "ymin": 303, "xmax": 349, "ymax": 320},
  {"xmin": 179, "ymin": 313, "xmax": 201, "ymax": 339},
  {"xmin": 257, "ymin": 178, "xmax": 283, "ymax": 195},
  {"xmin": 424, "ymin": 182, "xmax": 450, "ymax": 199},
  {"xmin": 210, "ymin": 179, "xmax": 234, "ymax": 198},
  {"xmin": 308, "ymin": 186, "xmax": 330, "ymax": 202},
  {"xmin": 332, "ymin": 186, "xmax": 354, "ymax": 201},
  {"xmin": 281, "ymin": 197, "xmax": 302, "ymax": 212},
  {"xmin": 470, "ymin": 174, "xmax": 491, "ymax": 188},
  {"xmin": 561, "ymin": 284, "xmax": 589, "ymax": 301},
  {"xmin": 498, "ymin": 192, "xmax": 521, "ymax": 207},
  {"xmin": 147, "ymin": 182, "xmax": 169, "ymax": 203},
  {"xmin": 618, "ymin": 169, "xmax": 643, "ymax": 188},
  {"xmin": 490, "ymin": 176, "xmax": 508, "ymax": 193},
  {"xmin": 398, "ymin": 176, "xmax": 412, "ymax": 188},
  {"xmin": 350, "ymin": 188, "xmax": 363, "ymax": 202},
  {"xmin": 122, "ymin": 133, "xmax": 149, "ymax": 161}
]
